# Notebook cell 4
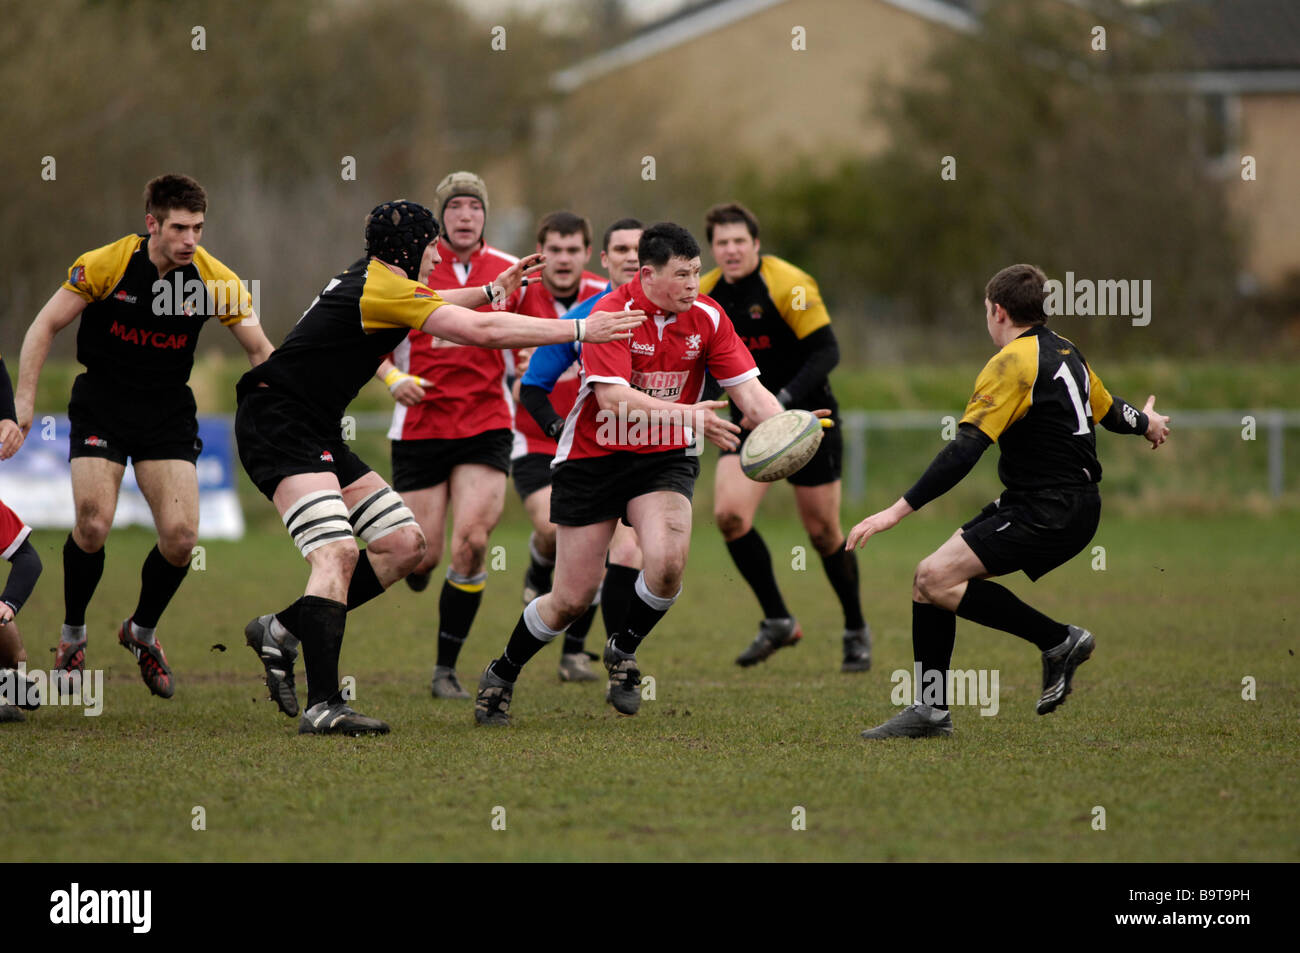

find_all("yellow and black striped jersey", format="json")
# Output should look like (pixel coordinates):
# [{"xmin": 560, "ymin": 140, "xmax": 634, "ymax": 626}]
[
  {"xmin": 240, "ymin": 258, "xmax": 446, "ymax": 427},
  {"xmin": 959, "ymin": 325, "xmax": 1113, "ymax": 490},
  {"xmin": 62, "ymin": 234, "xmax": 252, "ymax": 392},
  {"xmin": 700, "ymin": 255, "xmax": 835, "ymax": 409}
]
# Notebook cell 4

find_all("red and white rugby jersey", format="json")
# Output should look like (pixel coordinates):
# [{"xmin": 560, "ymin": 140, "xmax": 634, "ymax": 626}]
[
  {"xmin": 509, "ymin": 270, "xmax": 607, "ymax": 459},
  {"xmin": 0, "ymin": 499, "xmax": 32, "ymax": 560},
  {"xmin": 555, "ymin": 277, "xmax": 758, "ymax": 462},
  {"xmin": 387, "ymin": 237, "xmax": 519, "ymax": 441}
]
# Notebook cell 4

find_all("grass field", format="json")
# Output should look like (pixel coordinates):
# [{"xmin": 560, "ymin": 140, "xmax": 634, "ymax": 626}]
[{"xmin": 3, "ymin": 508, "xmax": 1296, "ymax": 862}]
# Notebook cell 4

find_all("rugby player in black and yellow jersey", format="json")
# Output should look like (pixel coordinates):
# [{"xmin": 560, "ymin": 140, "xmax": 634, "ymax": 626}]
[
  {"xmin": 701, "ymin": 203, "xmax": 872, "ymax": 674},
  {"xmin": 236, "ymin": 200, "xmax": 644, "ymax": 735},
  {"xmin": 846, "ymin": 264, "xmax": 1170, "ymax": 739},
  {"xmin": 14, "ymin": 174, "xmax": 274, "ymax": 700}
]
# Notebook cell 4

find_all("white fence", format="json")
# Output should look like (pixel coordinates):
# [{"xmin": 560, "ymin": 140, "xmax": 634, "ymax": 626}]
[{"xmin": 347, "ymin": 409, "xmax": 1300, "ymax": 503}]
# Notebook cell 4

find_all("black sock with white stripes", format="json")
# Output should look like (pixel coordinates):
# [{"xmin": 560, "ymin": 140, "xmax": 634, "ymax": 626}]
[
  {"xmin": 612, "ymin": 573, "xmax": 678, "ymax": 655},
  {"xmin": 492, "ymin": 599, "xmax": 563, "ymax": 682}
]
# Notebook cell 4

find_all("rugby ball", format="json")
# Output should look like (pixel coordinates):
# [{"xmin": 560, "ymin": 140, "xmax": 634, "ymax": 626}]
[{"xmin": 740, "ymin": 410, "xmax": 823, "ymax": 482}]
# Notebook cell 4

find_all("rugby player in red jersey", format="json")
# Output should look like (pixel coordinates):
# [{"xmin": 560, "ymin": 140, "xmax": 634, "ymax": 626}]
[{"xmin": 474, "ymin": 223, "xmax": 797, "ymax": 726}]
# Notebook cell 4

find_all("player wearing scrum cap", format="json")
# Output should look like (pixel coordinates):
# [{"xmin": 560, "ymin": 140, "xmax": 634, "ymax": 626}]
[
  {"xmin": 236, "ymin": 200, "xmax": 643, "ymax": 735},
  {"xmin": 374, "ymin": 172, "xmax": 537, "ymax": 702}
]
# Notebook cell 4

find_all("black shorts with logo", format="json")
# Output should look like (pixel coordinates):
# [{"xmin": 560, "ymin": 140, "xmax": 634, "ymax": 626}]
[
  {"xmin": 67, "ymin": 374, "xmax": 203, "ymax": 465},
  {"xmin": 390, "ymin": 428, "xmax": 512, "ymax": 493},
  {"xmin": 960, "ymin": 486, "xmax": 1101, "ymax": 582},
  {"xmin": 511, "ymin": 452, "xmax": 554, "ymax": 502},
  {"xmin": 720, "ymin": 413, "xmax": 842, "ymax": 487},
  {"xmin": 550, "ymin": 449, "xmax": 701, "ymax": 527},
  {"xmin": 235, "ymin": 383, "xmax": 372, "ymax": 501}
]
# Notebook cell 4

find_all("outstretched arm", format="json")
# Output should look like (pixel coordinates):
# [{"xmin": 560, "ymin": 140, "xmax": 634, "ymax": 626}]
[
  {"xmin": 421, "ymin": 304, "xmax": 643, "ymax": 349},
  {"xmin": 845, "ymin": 424, "xmax": 992, "ymax": 550}
]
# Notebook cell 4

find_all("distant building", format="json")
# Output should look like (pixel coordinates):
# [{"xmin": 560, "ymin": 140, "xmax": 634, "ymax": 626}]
[{"xmin": 508, "ymin": 0, "xmax": 1297, "ymax": 292}]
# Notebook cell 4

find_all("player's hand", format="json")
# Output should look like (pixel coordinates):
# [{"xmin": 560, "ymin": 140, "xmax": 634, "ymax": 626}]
[
  {"xmin": 740, "ymin": 407, "xmax": 831, "ymax": 431},
  {"xmin": 845, "ymin": 499, "xmax": 912, "ymax": 550},
  {"xmin": 1142, "ymin": 395, "xmax": 1170, "ymax": 449},
  {"xmin": 690, "ymin": 400, "xmax": 742, "ymax": 451},
  {"xmin": 0, "ymin": 418, "xmax": 25, "ymax": 460},
  {"xmin": 384, "ymin": 368, "xmax": 429, "ymax": 406},
  {"xmin": 515, "ymin": 347, "xmax": 534, "ymax": 377},
  {"xmin": 584, "ymin": 309, "xmax": 646, "ymax": 343},
  {"xmin": 491, "ymin": 253, "xmax": 545, "ymax": 307}
]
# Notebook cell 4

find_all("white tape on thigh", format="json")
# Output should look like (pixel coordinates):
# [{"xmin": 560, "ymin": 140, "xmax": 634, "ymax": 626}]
[
  {"xmin": 283, "ymin": 490, "xmax": 352, "ymax": 558},
  {"xmin": 348, "ymin": 487, "xmax": 417, "ymax": 545}
]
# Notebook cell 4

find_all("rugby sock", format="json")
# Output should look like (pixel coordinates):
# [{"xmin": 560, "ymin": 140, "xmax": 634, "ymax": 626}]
[
  {"xmin": 612, "ymin": 572, "xmax": 678, "ymax": 655},
  {"xmin": 955, "ymin": 579, "xmax": 1069, "ymax": 651},
  {"xmin": 725, "ymin": 529, "xmax": 790, "ymax": 620},
  {"xmin": 527, "ymin": 533, "xmax": 555, "ymax": 593},
  {"xmin": 296, "ymin": 595, "xmax": 347, "ymax": 709},
  {"xmin": 436, "ymin": 571, "xmax": 486, "ymax": 668},
  {"xmin": 819, "ymin": 547, "xmax": 865, "ymax": 630},
  {"xmin": 913, "ymin": 601, "xmax": 957, "ymax": 710},
  {"xmin": 600, "ymin": 563, "xmax": 639, "ymax": 638},
  {"xmin": 62, "ymin": 534, "xmax": 105, "ymax": 627},
  {"xmin": 562, "ymin": 603, "xmax": 598, "ymax": 655},
  {"xmin": 274, "ymin": 599, "xmax": 302, "ymax": 640},
  {"xmin": 345, "ymin": 549, "xmax": 385, "ymax": 611},
  {"xmin": 492, "ymin": 598, "xmax": 564, "ymax": 682},
  {"xmin": 131, "ymin": 545, "xmax": 189, "ymax": 630}
]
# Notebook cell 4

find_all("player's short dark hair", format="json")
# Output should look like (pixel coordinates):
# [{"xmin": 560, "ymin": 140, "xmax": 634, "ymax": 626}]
[
  {"xmin": 638, "ymin": 223, "xmax": 700, "ymax": 269},
  {"xmin": 705, "ymin": 202, "xmax": 760, "ymax": 243},
  {"xmin": 986, "ymin": 264, "xmax": 1049, "ymax": 326},
  {"xmin": 536, "ymin": 211, "xmax": 591, "ymax": 248},
  {"xmin": 144, "ymin": 174, "xmax": 206, "ymax": 223},
  {"xmin": 602, "ymin": 217, "xmax": 643, "ymax": 251}
]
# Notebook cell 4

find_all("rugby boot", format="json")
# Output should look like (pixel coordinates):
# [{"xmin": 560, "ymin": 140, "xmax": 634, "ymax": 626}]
[
  {"xmin": 118, "ymin": 619, "xmax": 174, "ymax": 699},
  {"xmin": 1037, "ymin": 625, "xmax": 1095, "ymax": 715},
  {"xmin": 860, "ymin": 704, "xmax": 954, "ymax": 740},
  {"xmin": 244, "ymin": 613, "xmax": 300, "ymax": 717},
  {"xmin": 474, "ymin": 666, "xmax": 513, "ymax": 726},
  {"xmin": 735, "ymin": 617, "xmax": 802, "ymax": 667}
]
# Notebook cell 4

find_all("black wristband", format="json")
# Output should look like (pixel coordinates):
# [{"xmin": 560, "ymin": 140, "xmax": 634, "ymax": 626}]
[
  {"xmin": 0, "ymin": 539, "xmax": 42, "ymax": 616},
  {"xmin": 0, "ymin": 357, "xmax": 16, "ymax": 423},
  {"xmin": 1100, "ymin": 397, "xmax": 1148, "ymax": 436}
]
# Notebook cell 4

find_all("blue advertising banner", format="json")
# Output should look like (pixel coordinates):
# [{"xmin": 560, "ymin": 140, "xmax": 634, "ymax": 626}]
[{"xmin": 0, "ymin": 415, "xmax": 245, "ymax": 539}]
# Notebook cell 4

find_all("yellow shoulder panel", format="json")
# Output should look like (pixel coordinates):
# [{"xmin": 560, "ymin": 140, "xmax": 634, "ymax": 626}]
[
  {"xmin": 699, "ymin": 267, "xmax": 722, "ymax": 297},
  {"xmin": 62, "ymin": 234, "xmax": 142, "ymax": 303},
  {"xmin": 192, "ymin": 247, "xmax": 253, "ymax": 327},
  {"xmin": 360, "ymin": 259, "xmax": 446, "ymax": 332},
  {"xmin": 958, "ymin": 335, "xmax": 1039, "ymax": 442},
  {"xmin": 1087, "ymin": 364, "xmax": 1114, "ymax": 421},
  {"xmin": 760, "ymin": 256, "xmax": 830, "ymax": 339}
]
